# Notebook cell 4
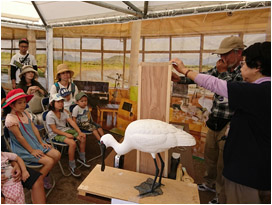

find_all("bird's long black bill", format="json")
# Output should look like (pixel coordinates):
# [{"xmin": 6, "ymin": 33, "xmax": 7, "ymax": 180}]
[{"xmin": 101, "ymin": 143, "xmax": 106, "ymax": 171}]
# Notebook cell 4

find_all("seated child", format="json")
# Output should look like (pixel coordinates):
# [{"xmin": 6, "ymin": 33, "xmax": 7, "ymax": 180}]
[
  {"xmin": 59, "ymin": 87, "xmax": 74, "ymax": 112},
  {"xmin": 3, "ymin": 88, "xmax": 61, "ymax": 189},
  {"xmin": 1, "ymin": 152, "xmax": 29, "ymax": 204},
  {"xmin": 72, "ymin": 92, "xmax": 104, "ymax": 141},
  {"xmin": 46, "ymin": 93, "xmax": 90, "ymax": 177}
]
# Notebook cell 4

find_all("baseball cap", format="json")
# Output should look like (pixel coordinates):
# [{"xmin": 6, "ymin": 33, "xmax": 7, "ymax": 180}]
[
  {"xmin": 19, "ymin": 38, "xmax": 29, "ymax": 45},
  {"xmin": 49, "ymin": 93, "xmax": 65, "ymax": 104},
  {"xmin": 59, "ymin": 88, "xmax": 71, "ymax": 97},
  {"xmin": 213, "ymin": 36, "xmax": 246, "ymax": 55},
  {"xmin": 75, "ymin": 92, "xmax": 88, "ymax": 101}
]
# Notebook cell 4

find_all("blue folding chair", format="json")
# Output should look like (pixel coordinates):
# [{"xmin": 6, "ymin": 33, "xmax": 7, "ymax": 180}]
[
  {"xmin": 3, "ymin": 126, "xmax": 55, "ymax": 198},
  {"xmin": 41, "ymin": 97, "xmax": 49, "ymax": 112}
]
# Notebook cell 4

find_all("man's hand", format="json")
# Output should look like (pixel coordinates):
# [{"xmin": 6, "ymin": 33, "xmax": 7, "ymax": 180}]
[{"xmin": 216, "ymin": 59, "xmax": 228, "ymax": 73}]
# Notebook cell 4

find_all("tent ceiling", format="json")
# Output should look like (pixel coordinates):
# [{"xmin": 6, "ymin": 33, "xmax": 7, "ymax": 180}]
[{"xmin": 1, "ymin": 1, "xmax": 271, "ymax": 28}]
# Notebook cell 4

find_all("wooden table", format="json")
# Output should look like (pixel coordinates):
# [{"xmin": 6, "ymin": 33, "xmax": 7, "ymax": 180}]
[
  {"xmin": 97, "ymin": 104, "xmax": 119, "ymax": 127},
  {"xmin": 78, "ymin": 165, "xmax": 200, "ymax": 204}
]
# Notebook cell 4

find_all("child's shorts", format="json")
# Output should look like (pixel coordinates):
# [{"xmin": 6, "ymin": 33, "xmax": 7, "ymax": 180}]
[{"xmin": 54, "ymin": 129, "xmax": 78, "ymax": 142}]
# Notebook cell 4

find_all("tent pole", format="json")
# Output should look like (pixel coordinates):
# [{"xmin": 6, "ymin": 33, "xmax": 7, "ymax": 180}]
[{"xmin": 46, "ymin": 27, "xmax": 54, "ymax": 90}]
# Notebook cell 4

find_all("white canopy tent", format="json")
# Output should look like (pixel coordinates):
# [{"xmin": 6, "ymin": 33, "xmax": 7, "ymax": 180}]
[
  {"xmin": 2, "ymin": 1, "xmax": 270, "ymax": 27},
  {"xmin": 1, "ymin": 1, "xmax": 271, "ymax": 89}
]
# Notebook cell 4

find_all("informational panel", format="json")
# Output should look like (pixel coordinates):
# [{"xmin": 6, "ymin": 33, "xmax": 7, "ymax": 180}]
[{"xmin": 137, "ymin": 62, "xmax": 171, "ymax": 177}]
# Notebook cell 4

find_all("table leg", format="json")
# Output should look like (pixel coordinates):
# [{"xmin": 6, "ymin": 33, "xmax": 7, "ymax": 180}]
[{"xmin": 100, "ymin": 111, "xmax": 104, "ymax": 126}]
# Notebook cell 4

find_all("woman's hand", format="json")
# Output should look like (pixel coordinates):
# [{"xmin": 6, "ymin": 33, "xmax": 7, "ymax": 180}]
[
  {"xmin": 31, "ymin": 149, "xmax": 45, "ymax": 159},
  {"xmin": 21, "ymin": 170, "xmax": 30, "ymax": 182},
  {"xmin": 171, "ymin": 58, "xmax": 187, "ymax": 74}
]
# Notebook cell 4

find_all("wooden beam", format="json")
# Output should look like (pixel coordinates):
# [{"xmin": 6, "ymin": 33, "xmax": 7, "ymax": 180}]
[{"xmin": 128, "ymin": 21, "xmax": 141, "ymax": 88}]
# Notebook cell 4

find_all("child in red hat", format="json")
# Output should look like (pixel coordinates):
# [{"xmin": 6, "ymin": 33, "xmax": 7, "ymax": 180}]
[{"xmin": 3, "ymin": 88, "xmax": 61, "ymax": 190}]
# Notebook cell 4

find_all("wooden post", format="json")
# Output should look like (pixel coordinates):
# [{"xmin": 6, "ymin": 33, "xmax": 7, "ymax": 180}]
[
  {"xmin": 101, "ymin": 37, "xmax": 104, "ymax": 81},
  {"xmin": 266, "ymin": 11, "xmax": 271, "ymax": 41},
  {"xmin": 80, "ymin": 37, "xmax": 82, "ymax": 80},
  {"xmin": 199, "ymin": 34, "xmax": 204, "ymax": 72},
  {"xmin": 128, "ymin": 21, "xmax": 142, "ymax": 88},
  {"xmin": 27, "ymin": 29, "xmax": 36, "ymax": 58}
]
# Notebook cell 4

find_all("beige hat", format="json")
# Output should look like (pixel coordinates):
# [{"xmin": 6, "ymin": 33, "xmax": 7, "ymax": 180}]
[
  {"xmin": 55, "ymin": 64, "xmax": 74, "ymax": 80},
  {"xmin": 213, "ymin": 36, "xmax": 246, "ymax": 55},
  {"xmin": 19, "ymin": 65, "xmax": 38, "ymax": 79}
]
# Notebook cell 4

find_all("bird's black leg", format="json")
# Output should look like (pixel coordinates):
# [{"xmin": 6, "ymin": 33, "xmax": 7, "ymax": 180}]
[
  {"xmin": 155, "ymin": 153, "xmax": 165, "ymax": 188},
  {"xmin": 140, "ymin": 157, "xmax": 159, "ymax": 196}
]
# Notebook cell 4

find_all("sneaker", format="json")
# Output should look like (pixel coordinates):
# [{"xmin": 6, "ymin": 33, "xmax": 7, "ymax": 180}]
[
  {"xmin": 69, "ymin": 166, "xmax": 81, "ymax": 177},
  {"xmin": 43, "ymin": 175, "xmax": 52, "ymax": 189},
  {"xmin": 209, "ymin": 197, "xmax": 219, "ymax": 204},
  {"xmin": 198, "ymin": 183, "xmax": 216, "ymax": 192},
  {"xmin": 77, "ymin": 158, "xmax": 91, "ymax": 168}
]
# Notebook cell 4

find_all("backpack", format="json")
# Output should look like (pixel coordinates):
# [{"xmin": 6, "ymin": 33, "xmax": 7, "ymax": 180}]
[{"xmin": 55, "ymin": 82, "xmax": 76, "ymax": 97}]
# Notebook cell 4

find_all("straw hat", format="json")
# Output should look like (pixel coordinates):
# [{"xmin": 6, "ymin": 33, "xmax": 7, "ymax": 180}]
[
  {"xmin": 19, "ymin": 65, "xmax": 38, "ymax": 79},
  {"xmin": 2, "ymin": 88, "xmax": 33, "ymax": 108},
  {"xmin": 213, "ymin": 36, "xmax": 246, "ymax": 55},
  {"xmin": 55, "ymin": 64, "xmax": 74, "ymax": 80}
]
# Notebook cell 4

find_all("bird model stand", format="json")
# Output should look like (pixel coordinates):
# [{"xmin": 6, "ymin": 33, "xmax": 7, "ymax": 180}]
[{"xmin": 100, "ymin": 119, "xmax": 196, "ymax": 196}]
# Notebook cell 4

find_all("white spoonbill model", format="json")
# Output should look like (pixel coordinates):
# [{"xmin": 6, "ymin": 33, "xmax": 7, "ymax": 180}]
[{"xmin": 100, "ymin": 119, "xmax": 196, "ymax": 195}]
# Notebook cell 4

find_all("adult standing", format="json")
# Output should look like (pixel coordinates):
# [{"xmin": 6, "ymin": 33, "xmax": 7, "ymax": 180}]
[
  {"xmin": 10, "ymin": 38, "xmax": 38, "ymax": 89},
  {"xmin": 171, "ymin": 41, "xmax": 271, "ymax": 204},
  {"xmin": 49, "ymin": 64, "xmax": 78, "ymax": 111},
  {"xmin": 172, "ymin": 36, "xmax": 245, "ymax": 204}
]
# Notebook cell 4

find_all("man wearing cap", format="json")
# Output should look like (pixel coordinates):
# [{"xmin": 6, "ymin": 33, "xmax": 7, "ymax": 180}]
[
  {"xmin": 10, "ymin": 38, "xmax": 38, "ymax": 89},
  {"xmin": 172, "ymin": 36, "xmax": 245, "ymax": 204}
]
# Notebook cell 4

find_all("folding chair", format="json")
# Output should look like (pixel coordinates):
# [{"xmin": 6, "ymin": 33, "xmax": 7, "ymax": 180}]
[
  {"xmin": 3, "ymin": 126, "xmax": 55, "ymax": 198},
  {"xmin": 42, "ymin": 110, "xmax": 80, "ymax": 176},
  {"xmin": 41, "ymin": 97, "xmax": 49, "ymax": 112}
]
